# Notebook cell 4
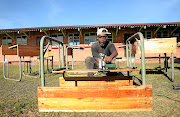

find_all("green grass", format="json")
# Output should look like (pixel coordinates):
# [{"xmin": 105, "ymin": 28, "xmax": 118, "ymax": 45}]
[{"xmin": 0, "ymin": 63, "xmax": 180, "ymax": 117}]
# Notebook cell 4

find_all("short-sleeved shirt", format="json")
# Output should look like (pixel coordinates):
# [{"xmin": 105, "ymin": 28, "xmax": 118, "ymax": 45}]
[{"xmin": 91, "ymin": 41, "xmax": 117, "ymax": 60}]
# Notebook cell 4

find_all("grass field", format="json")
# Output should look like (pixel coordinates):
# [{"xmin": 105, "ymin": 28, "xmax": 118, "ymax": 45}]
[{"xmin": 0, "ymin": 62, "xmax": 180, "ymax": 117}]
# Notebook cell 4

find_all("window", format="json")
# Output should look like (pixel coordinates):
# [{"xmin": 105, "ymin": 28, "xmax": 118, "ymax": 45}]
[
  {"xmin": 162, "ymin": 31, "xmax": 168, "ymax": 37},
  {"xmin": 124, "ymin": 34, "xmax": 134, "ymax": 44},
  {"xmin": 68, "ymin": 33, "xmax": 80, "ymax": 45},
  {"xmin": 173, "ymin": 32, "xmax": 180, "ymax": 43},
  {"xmin": 36, "ymin": 37, "xmax": 46, "ymax": 48},
  {"xmin": 84, "ymin": 32, "xmax": 96, "ymax": 46},
  {"xmin": 107, "ymin": 32, "xmax": 113, "ymax": 42},
  {"xmin": 157, "ymin": 31, "xmax": 169, "ymax": 38},
  {"xmin": 146, "ymin": 32, "xmax": 152, "ymax": 38},
  {"xmin": 16, "ymin": 36, "xmax": 27, "ymax": 45},
  {"xmin": 141, "ymin": 31, "xmax": 152, "ymax": 39},
  {"xmin": 52, "ymin": 34, "xmax": 63, "ymax": 47},
  {"xmin": 1, "ymin": 37, "xmax": 12, "ymax": 46}
]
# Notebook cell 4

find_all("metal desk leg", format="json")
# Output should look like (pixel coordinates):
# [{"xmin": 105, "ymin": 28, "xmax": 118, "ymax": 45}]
[
  {"xmin": 171, "ymin": 53, "xmax": 174, "ymax": 82},
  {"xmin": 164, "ymin": 53, "xmax": 168, "ymax": 75},
  {"xmin": 66, "ymin": 47, "xmax": 68, "ymax": 70},
  {"xmin": 7, "ymin": 62, "xmax": 9, "ymax": 78},
  {"xmin": 159, "ymin": 53, "xmax": 161, "ymax": 68},
  {"xmin": 47, "ymin": 58, "xmax": 49, "ymax": 73},
  {"xmin": 52, "ymin": 56, "xmax": 53, "ymax": 70},
  {"xmin": 127, "ymin": 71, "xmax": 130, "ymax": 85},
  {"xmin": 3, "ymin": 55, "xmax": 5, "ymax": 79},
  {"xmin": 27, "ymin": 62, "xmax": 28, "ymax": 73},
  {"xmin": 72, "ymin": 49, "xmax": 74, "ymax": 70},
  {"xmin": 3, "ymin": 55, "xmax": 22, "ymax": 81},
  {"xmin": 134, "ymin": 54, "xmax": 136, "ymax": 68},
  {"xmin": 19, "ymin": 57, "xmax": 22, "ymax": 81},
  {"xmin": 30, "ymin": 57, "xmax": 32, "ymax": 74},
  {"xmin": 22, "ymin": 57, "xmax": 40, "ymax": 78}
]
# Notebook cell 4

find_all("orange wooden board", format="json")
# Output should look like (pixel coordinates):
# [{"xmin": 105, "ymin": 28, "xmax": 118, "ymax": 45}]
[
  {"xmin": 137, "ymin": 37, "xmax": 177, "ymax": 54},
  {"xmin": 1, "ymin": 45, "xmax": 17, "ymax": 55},
  {"xmin": 17, "ymin": 45, "xmax": 40, "ymax": 56},
  {"xmin": 3, "ymin": 45, "xmax": 40, "ymax": 56},
  {"xmin": 38, "ymin": 85, "xmax": 152, "ymax": 112}
]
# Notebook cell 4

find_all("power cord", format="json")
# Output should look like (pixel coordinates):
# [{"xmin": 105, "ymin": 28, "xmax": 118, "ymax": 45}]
[{"xmin": 153, "ymin": 94, "xmax": 180, "ymax": 103}]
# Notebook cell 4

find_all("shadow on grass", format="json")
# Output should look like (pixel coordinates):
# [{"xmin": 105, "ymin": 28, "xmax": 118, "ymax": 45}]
[
  {"xmin": 133, "ymin": 76, "xmax": 142, "ymax": 85},
  {"xmin": 139, "ymin": 68, "xmax": 174, "ymax": 82},
  {"xmin": 175, "ymin": 67, "xmax": 180, "ymax": 70}
]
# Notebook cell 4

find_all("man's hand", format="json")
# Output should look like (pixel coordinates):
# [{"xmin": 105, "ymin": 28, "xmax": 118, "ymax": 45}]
[{"xmin": 104, "ymin": 56, "xmax": 112, "ymax": 63}]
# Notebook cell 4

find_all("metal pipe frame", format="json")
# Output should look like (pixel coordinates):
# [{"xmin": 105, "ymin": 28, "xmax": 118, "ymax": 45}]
[
  {"xmin": 40, "ymin": 36, "xmax": 64, "ymax": 87},
  {"xmin": 159, "ymin": 54, "xmax": 161, "ymax": 68},
  {"xmin": 22, "ymin": 57, "xmax": 40, "ymax": 78},
  {"xmin": 3, "ymin": 55, "xmax": 22, "ymax": 81},
  {"xmin": 155, "ymin": 53, "xmax": 174, "ymax": 82},
  {"xmin": 126, "ymin": 32, "xmax": 146, "ymax": 85},
  {"xmin": 127, "ymin": 33, "xmax": 176, "ymax": 84},
  {"xmin": 164, "ymin": 53, "xmax": 168, "ymax": 75},
  {"xmin": 171, "ymin": 53, "xmax": 174, "ymax": 81},
  {"xmin": 66, "ymin": 45, "xmax": 83, "ymax": 70},
  {"xmin": 65, "ymin": 45, "xmax": 86, "ymax": 77}
]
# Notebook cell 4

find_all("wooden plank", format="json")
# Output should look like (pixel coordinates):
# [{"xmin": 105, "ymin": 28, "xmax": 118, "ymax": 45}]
[
  {"xmin": 63, "ymin": 76, "xmax": 133, "ymax": 81},
  {"xmin": 140, "ymin": 57, "xmax": 170, "ymax": 59},
  {"xmin": 59, "ymin": 76, "xmax": 133, "ymax": 87},
  {"xmin": 48, "ymin": 50, "xmax": 54, "ymax": 56},
  {"xmin": 68, "ymin": 48, "xmax": 72, "ymax": 55},
  {"xmin": 1, "ymin": 45, "xmax": 17, "ymax": 55},
  {"xmin": 52, "ymin": 68, "xmax": 138, "ymax": 74},
  {"xmin": 44, "ymin": 50, "xmax": 54, "ymax": 57},
  {"xmin": 131, "ymin": 44, "xmax": 136, "ymax": 54},
  {"xmin": 39, "ymin": 109, "xmax": 152, "ymax": 112},
  {"xmin": 137, "ymin": 37, "xmax": 177, "ymax": 54},
  {"xmin": 76, "ymin": 80, "xmax": 133, "ymax": 87},
  {"xmin": 38, "ymin": 97, "xmax": 151, "ymax": 111},
  {"xmin": 17, "ymin": 45, "xmax": 40, "ymax": 56},
  {"xmin": 110, "ymin": 68, "xmax": 138, "ymax": 72},
  {"xmin": 38, "ymin": 85, "xmax": 152, "ymax": 98},
  {"xmin": 102, "ymin": 97, "xmax": 151, "ymax": 109},
  {"xmin": 60, "ymin": 80, "xmax": 133, "ymax": 87},
  {"xmin": 38, "ymin": 85, "xmax": 152, "ymax": 112},
  {"xmin": 38, "ymin": 97, "xmax": 102, "ymax": 110},
  {"xmin": 38, "ymin": 86, "xmax": 152, "ymax": 98}
]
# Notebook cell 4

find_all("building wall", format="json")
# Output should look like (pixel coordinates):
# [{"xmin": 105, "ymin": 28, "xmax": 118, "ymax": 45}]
[{"xmin": 0, "ymin": 27, "xmax": 180, "ymax": 65}]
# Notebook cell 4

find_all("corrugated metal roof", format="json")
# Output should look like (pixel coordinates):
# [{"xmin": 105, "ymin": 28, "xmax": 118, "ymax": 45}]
[{"xmin": 0, "ymin": 22, "xmax": 180, "ymax": 32}]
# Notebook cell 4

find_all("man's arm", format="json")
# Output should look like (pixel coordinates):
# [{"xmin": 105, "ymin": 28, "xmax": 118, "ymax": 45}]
[
  {"xmin": 104, "ymin": 50, "xmax": 118, "ymax": 63},
  {"xmin": 91, "ymin": 44, "xmax": 101, "ymax": 63}
]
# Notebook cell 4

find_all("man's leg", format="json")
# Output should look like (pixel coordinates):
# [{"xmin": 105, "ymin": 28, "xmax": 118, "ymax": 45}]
[{"xmin": 85, "ymin": 56, "xmax": 98, "ymax": 77}]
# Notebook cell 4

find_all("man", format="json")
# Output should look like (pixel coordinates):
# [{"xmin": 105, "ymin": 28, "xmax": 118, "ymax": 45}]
[{"xmin": 85, "ymin": 28, "xmax": 118, "ymax": 77}]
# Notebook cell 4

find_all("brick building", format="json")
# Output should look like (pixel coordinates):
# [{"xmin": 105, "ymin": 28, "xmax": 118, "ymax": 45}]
[{"xmin": 0, "ymin": 22, "xmax": 180, "ymax": 64}]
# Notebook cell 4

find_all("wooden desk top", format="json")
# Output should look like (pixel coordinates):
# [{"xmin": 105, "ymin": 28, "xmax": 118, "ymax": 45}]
[
  {"xmin": 52, "ymin": 68, "xmax": 138, "ymax": 74},
  {"xmin": 8, "ymin": 45, "xmax": 40, "ymax": 57}
]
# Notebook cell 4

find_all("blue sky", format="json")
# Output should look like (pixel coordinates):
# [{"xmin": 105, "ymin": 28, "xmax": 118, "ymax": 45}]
[{"xmin": 0, "ymin": 0, "xmax": 179, "ymax": 29}]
